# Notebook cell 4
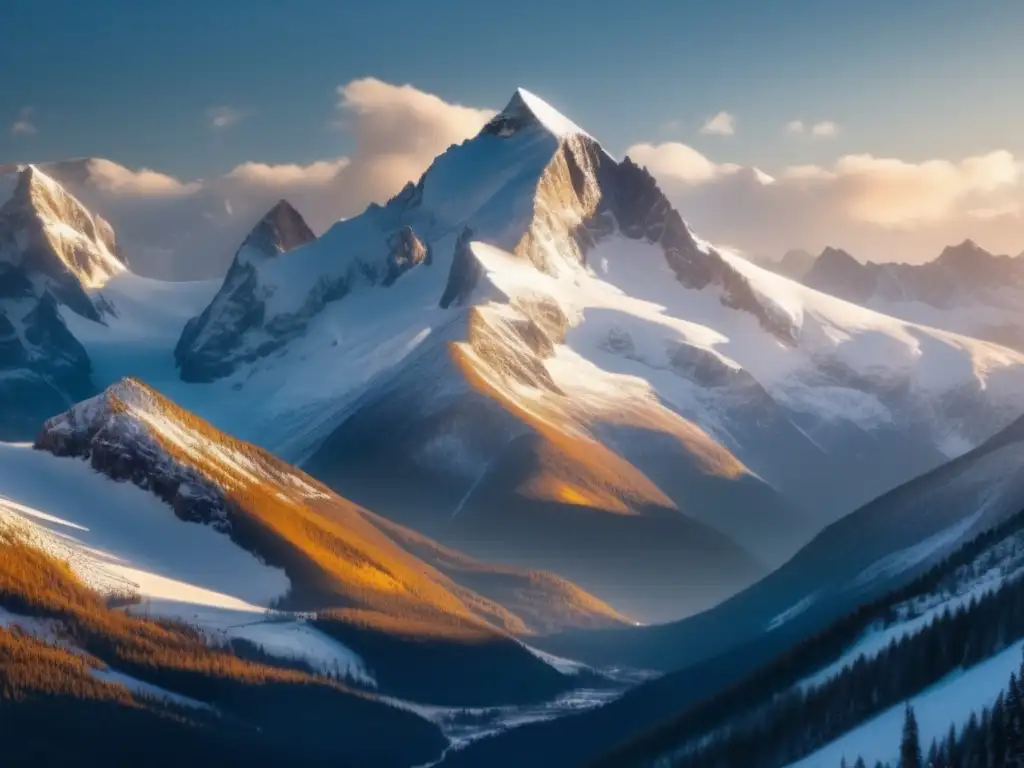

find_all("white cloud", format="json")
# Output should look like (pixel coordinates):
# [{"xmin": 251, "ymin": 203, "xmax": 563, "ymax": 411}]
[
  {"xmin": 224, "ymin": 158, "xmax": 350, "ymax": 186},
  {"xmin": 699, "ymin": 111, "xmax": 735, "ymax": 136},
  {"xmin": 41, "ymin": 79, "xmax": 495, "ymax": 280},
  {"xmin": 628, "ymin": 142, "xmax": 727, "ymax": 184},
  {"xmin": 85, "ymin": 158, "xmax": 200, "ymax": 196},
  {"xmin": 10, "ymin": 107, "xmax": 36, "ymax": 137},
  {"xmin": 787, "ymin": 119, "xmax": 839, "ymax": 138},
  {"xmin": 811, "ymin": 120, "xmax": 838, "ymax": 138},
  {"xmin": 206, "ymin": 106, "xmax": 246, "ymax": 131},
  {"xmin": 625, "ymin": 141, "xmax": 1024, "ymax": 263}
]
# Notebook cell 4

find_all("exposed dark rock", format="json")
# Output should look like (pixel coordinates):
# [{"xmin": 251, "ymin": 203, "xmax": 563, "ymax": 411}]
[
  {"xmin": 241, "ymin": 199, "xmax": 315, "ymax": 257},
  {"xmin": 35, "ymin": 391, "xmax": 229, "ymax": 533},
  {"xmin": 481, "ymin": 90, "xmax": 544, "ymax": 138},
  {"xmin": 440, "ymin": 227, "xmax": 481, "ymax": 308},
  {"xmin": 384, "ymin": 225, "xmax": 430, "ymax": 286},
  {"xmin": 607, "ymin": 156, "xmax": 796, "ymax": 344},
  {"xmin": 174, "ymin": 200, "xmax": 317, "ymax": 382}
]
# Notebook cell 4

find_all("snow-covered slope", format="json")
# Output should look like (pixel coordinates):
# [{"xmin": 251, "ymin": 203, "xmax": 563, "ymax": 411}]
[
  {"xmin": 788, "ymin": 641, "xmax": 1024, "ymax": 768},
  {"xmin": 164, "ymin": 89, "xmax": 1024, "ymax": 621},
  {"xmin": 0, "ymin": 441, "xmax": 375, "ymax": 679},
  {"xmin": 13, "ymin": 90, "xmax": 1024, "ymax": 625},
  {"xmin": 803, "ymin": 240, "xmax": 1024, "ymax": 353}
]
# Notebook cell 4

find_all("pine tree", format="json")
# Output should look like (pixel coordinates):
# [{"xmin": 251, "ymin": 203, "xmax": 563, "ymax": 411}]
[
  {"xmin": 854, "ymin": 758, "xmax": 867, "ymax": 768},
  {"xmin": 1009, "ymin": 674, "xmax": 1024, "ymax": 767},
  {"xmin": 901, "ymin": 703, "xmax": 923, "ymax": 768}
]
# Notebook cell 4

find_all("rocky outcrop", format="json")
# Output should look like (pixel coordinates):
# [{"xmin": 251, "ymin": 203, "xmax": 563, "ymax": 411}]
[
  {"xmin": 440, "ymin": 228, "xmax": 481, "ymax": 308},
  {"xmin": 602, "ymin": 156, "xmax": 796, "ymax": 344},
  {"xmin": 174, "ymin": 200, "xmax": 316, "ymax": 382},
  {"xmin": 245, "ymin": 199, "xmax": 316, "ymax": 257},
  {"xmin": 37, "ymin": 381, "xmax": 229, "ymax": 530},
  {"xmin": 0, "ymin": 166, "xmax": 120, "ymax": 437},
  {"xmin": 384, "ymin": 225, "xmax": 430, "ymax": 286},
  {"xmin": 0, "ymin": 166, "xmax": 124, "ymax": 320}
]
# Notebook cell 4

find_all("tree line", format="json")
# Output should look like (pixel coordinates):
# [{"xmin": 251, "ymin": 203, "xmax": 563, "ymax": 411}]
[
  {"xmin": 660, "ymin": 537, "xmax": 1024, "ymax": 767},
  {"xmin": 842, "ymin": 647, "xmax": 1024, "ymax": 768}
]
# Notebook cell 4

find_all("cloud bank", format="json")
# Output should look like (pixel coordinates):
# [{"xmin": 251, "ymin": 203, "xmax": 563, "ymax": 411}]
[{"xmin": 628, "ymin": 141, "xmax": 1023, "ymax": 262}]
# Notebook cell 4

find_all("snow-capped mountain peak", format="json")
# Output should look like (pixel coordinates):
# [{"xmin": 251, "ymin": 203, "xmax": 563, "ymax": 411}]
[
  {"xmin": 483, "ymin": 88, "xmax": 592, "ymax": 140},
  {"xmin": 0, "ymin": 164, "xmax": 125, "ymax": 295}
]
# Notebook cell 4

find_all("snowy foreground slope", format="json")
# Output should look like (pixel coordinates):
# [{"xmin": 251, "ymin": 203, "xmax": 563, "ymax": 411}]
[
  {"xmin": 789, "ymin": 641, "xmax": 1024, "ymax": 768},
  {"xmin": 0, "ymin": 441, "xmax": 374, "ymax": 681}
]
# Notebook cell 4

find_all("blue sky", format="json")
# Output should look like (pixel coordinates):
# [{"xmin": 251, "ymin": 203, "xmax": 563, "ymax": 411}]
[{"xmin": 3, "ymin": 0, "xmax": 1022, "ymax": 178}]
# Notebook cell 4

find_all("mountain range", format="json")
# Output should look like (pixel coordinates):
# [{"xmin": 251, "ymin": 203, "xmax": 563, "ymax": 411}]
[
  {"xmin": 759, "ymin": 240, "xmax": 1024, "ymax": 353},
  {"xmin": 4, "ymin": 87, "xmax": 1024, "ymax": 767}
]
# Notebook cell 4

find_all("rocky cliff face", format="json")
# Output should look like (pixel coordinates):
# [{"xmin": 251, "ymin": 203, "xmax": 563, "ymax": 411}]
[
  {"xmin": 37, "ymin": 379, "xmax": 228, "ymax": 529},
  {"xmin": 0, "ymin": 165, "xmax": 124, "ymax": 319},
  {"xmin": 0, "ymin": 166, "xmax": 124, "ymax": 437},
  {"xmin": 174, "ymin": 199, "xmax": 316, "ymax": 381}
]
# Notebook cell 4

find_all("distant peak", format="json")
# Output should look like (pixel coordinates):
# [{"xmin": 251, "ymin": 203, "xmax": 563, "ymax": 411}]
[
  {"xmin": 262, "ymin": 198, "xmax": 301, "ymax": 223},
  {"xmin": 935, "ymin": 238, "xmax": 993, "ymax": 266},
  {"xmin": 243, "ymin": 198, "xmax": 315, "ymax": 258},
  {"xmin": 818, "ymin": 246, "xmax": 858, "ymax": 265},
  {"xmin": 482, "ymin": 87, "xmax": 590, "ymax": 140}
]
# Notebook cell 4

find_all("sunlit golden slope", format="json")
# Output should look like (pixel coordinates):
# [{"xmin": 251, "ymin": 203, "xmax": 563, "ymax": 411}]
[
  {"xmin": 0, "ymin": 533, "xmax": 448, "ymax": 766},
  {"xmin": 37, "ymin": 377, "xmax": 628, "ymax": 638}
]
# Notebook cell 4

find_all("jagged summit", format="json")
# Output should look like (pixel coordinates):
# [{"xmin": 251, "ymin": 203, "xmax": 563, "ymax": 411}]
[
  {"xmin": 934, "ymin": 238, "xmax": 996, "ymax": 267},
  {"xmin": 817, "ymin": 246, "xmax": 859, "ymax": 265},
  {"xmin": 0, "ymin": 164, "xmax": 125, "ymax": 295},
  {"xmin": 483, "ymin": 87, "xmax": 590, "ymax": 140},
  {"xmin": 238, "ymin": 198, "xmax": 315, "ymax": 263}
]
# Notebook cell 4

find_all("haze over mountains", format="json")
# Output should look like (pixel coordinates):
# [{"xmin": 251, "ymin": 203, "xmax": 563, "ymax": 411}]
[{"xmin": 4, "ymin": 86, "xmax": 1024, "ymax": 767}]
